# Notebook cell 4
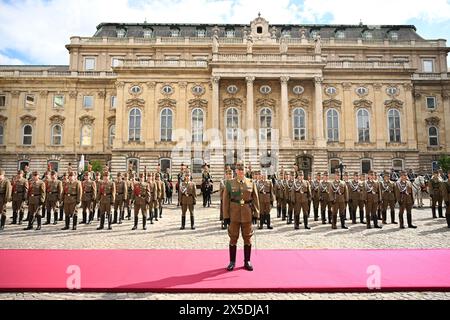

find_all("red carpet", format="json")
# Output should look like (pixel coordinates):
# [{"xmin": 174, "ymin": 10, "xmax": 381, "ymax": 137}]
[{"xmin": 1, "ymin": 249, "xmax": 450, "ymax": 292}]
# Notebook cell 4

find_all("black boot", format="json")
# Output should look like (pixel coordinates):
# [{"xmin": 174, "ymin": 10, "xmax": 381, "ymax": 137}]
[
  {"xmin": 180, "ymin": 216, "xmax": 186, "ymax": 230},
  {"xmin": 41, "ymin": 207, "xmax": 46, "ymax": 219},
  {"xmin": 53, "ymin": 210, "xmax": 58, "ymax": 225},
  {"xmin": 294, "ymin": 215, "xmax": 300, "ymax": 230},
  {"xmin": 351, "ymin": 209, "xmax": 357, "ymax": 224},
  {"xmin": 244, "ymin": 245, "xmax": 253, "ymax": 271},
  {"xmin": 159, "ymin": 207, "xmax": 162, "ymax": 219},
  {"xmin": 314, "ymin": 207, "xmax": 319, "ymax": 221},
  {"xmin": 11, "ymin": 211, "xmax": 17, "ymax": 225},
  {"xmin": 446, "ymin": 215, "xmax": 450, "ymax": 228},
  {"xmin": 381, "ymin": 210, "xmax": 387, "ymax": 224},
  {"xmin": 277, "ymin": 207, "xmax": 281, "ymax": 218},
  {"xmin": 267, "ymin": 215, "xmax": 273, "ymax": 229},
  {"xmin": 0, "ymin": 215, "xmax": 6, "ymax": 230},
  {"xmin": 360, "ymin": 208, "xmax": 365, "ymax": 224},
  {"xmin": 407, "ymin": 213, "xmax": 417, "ymax": 229},
  {"xmin": 96, "ymin": 208, "xmax": 100, "ymax": 221},
  {"xmin": 373, "ymin": 215, "xmax": 382, "ymax": 229},
  {"xmin": 391, "ymin": 209, "xmax": 397, "ymax": 224},
  {"xmin": 438, "ymin": 207, "xmax": 444, "ymax": 218},
  {"xmin": 108, "ymin": 213, "xmax": 113, "ymax": 230},
  {"xmin": 287, "ymin": 211, "xmax": 293, "ymax": 225},
  {"xmin": 190, "ymin": 215, "xmax": 195, "ymax": 230},
  {"xmin": 154, "ymin": 208, "xmax": 158, "ymax": 222},
  {"xmin": 18, "ymin": 212, "xmax": 24, "ymax": 225},
  {"xmin": 88, "ymin": 211, "xmax": 94, "ymax": 224},
  {"xmin": 227, "ymin": 245, "xmax": 237, "ymax": 271},
  {"xmin": 36, "ymin": 216, "xmax": 42, "ymax": 231},
  {"xmin": 328, "ymin": 209, "xmax": 332, "ymax": 224},
  {"xmin": 72, "ymin": 215, "xmax": 78, "ymax": 230},
  {"xmin": 44, "ymin": 209, "xmax": 51, "ymax": 225},
  {"xmin": 24, "ymin": 216, "xmax": 34, "ymax": 230},
  {"xmin": 340, "ymin": 216, "xmax": 348, "ymax": 229},
  {"xmin": 132, "ymin": 216, "xmax": 138, "ymax": 230},
  {"xmin": 127, "ymin": 208, "xmax": 131, "ymax": 220},
  {"xmin": 120, "ymin": 210, "xmax": 124, "ymax": 223},
  {"xmin": 399, "ymin": 214, "xmax": 405, "ymax": 229},
  {"xmin": 149, "ymin": 210, "xmax": 153, "ymax": 224},
  {"xmin": 113, "ymin": 210, "xmax": 118, "ymax": 224},
  {"xmin": 143, "ymin": 216, "xmax": 147, "ymax": 230},
  {"xmin": 97, "ymin": 214, "xmax": 105, "ymax": 230},
  {"xmin": 432, "ymin": 207, "xmax": 437, "ymax": 219},
  {"xmin": 304, "ymin": 215, "xmax": 310, "ymax": 230},
  {"xmin": 62, "ymin": 215, "xmax": 70, "ymax": 230},
  {"xmin": 59, "ymin": 208, "xmax": 64, "ymax": 221},
  {"xmin": 259, "ymin": 214, "xmax": 264, "ymax": 229},
  {"xmin": 321, "ymin": 210, "xmax": 326, "ymax": 224},
  {"xmin": 282, "ymin": 208, "xmax": 286, "ymax": 221},
  {"xmin": 81, "ymin": 210, "xmax": 87, "ymax": 224}
]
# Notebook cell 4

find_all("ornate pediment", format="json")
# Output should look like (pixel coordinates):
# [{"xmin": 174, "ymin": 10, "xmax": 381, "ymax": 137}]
[
  {"xmin": 289, "ymin": 98, "xmax": 309, "ymax": 109},
  {"xmin": 425, "ymin": 117, "xmax": 440, "ymax": 126},
  {"xmin": 323, "ymin": 99, "xmax": 342, "ymax": 109},
  {"xmin": 158, "ymin": 98, "xmax": 176, "ymax": 109},
  {"xmin": 79, "ymin": 115, "xmax": 95, "ymax": 125},
  {"xmin": 223, "ymin": 97, "xmax": 243, "ymax": 108},
  {"xmin": 49, "ymin": 115, "xmax": 65, "ymax": 125},
  {"xmin": 126, "ymin": 98, "xmax": 145, "ymax": 109},
  {"xmin": 353, "ymin": 99, "xmax": 373, "ymax": 109},
  {"xmin": 256, "ymin": 98, "xmax": 276, "ymax": 108},
  {"xmin": 384, "ymin": 99, "xmax": 404, "ymax": 109},
  {"xmin": 188, "ymin": 98, "xmax": 208, "ymax": 109},
  {"xmin": 20, "ymin": 115, "xmax": 37, "ymax": 124},
  {"xmin": 107, "ymin": 116, "xmax": 116, "ymax": 126}
]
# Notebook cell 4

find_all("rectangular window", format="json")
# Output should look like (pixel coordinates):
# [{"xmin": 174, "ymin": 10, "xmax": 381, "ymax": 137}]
[
  {"xmin": 111, "ymin": 96, "xmax": 117, "ymax": 109},
  {"xmin": 84, "ymin": 57, "xmax": 96, "ymax": 71},
  {"xmin": 192, "ymin": 159, "xmax": 203, "ymax": 174},
  {"xmin": 0, "ymin": 95, "xmax": 6, "ymax": 107},
  {"xmin": 361, "ymin": 160, "xmax": 372, "ymax": 174},
  {"xmin": 83, "ymin": 96, "xmax": 94, "ymax": 109},
  {"xmin": 426, "ymin": 97, "xmax": 436, "ymax": 109},
  {"xmin": 423, "ymin": 60, "xmax": 434, "ymax": 73},
  {"xmin": 25, "ymin": 94, "xmax": 35, "ymax": 108},
  {"xmin": 53, "ymin": 95, "xmax": 64, "ymax": 108},
  {"xmin": 111, "ymin": 58, "xmax": 121, "ymax": 68}
]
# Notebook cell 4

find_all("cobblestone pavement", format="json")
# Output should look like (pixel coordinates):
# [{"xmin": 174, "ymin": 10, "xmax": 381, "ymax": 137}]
[{"xmin": 1, "ymin": 197, "xmax": 449, "ymax": 300}]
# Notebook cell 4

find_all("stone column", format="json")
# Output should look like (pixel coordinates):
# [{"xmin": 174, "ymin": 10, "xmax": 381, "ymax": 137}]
[
  {"xmin": 146, "ymin": 82, "xmax": 156, "ymax": 148},
  {"xmin": 37, "ymin": 91, "xmax": 48, "ymax": 149},
  {"xmin": 246, "ymin": 76, "xmax": 256, "ymax": 146},
  {"xmin": 177, "ymin": 82, "xmax": 188, "ymax": 142},
  {"xmin": 280, "ymin": 76, "xmax": 291, "ymax": 147},
  {"xmin": 442, "ymin": 92, "xmax": 450, "ymax": 152},
  {"xmin": 8, "ymin": 91, "xmax": 20, "ymax": 146},
  {"xmin": 314, "ymin": 76, "xmax": 326, "ymax": 148},
  {"xmin": 342, "ymin": 83, "xmax": 354, "ymax": 149},
  {"xmin": 114, "ymin": 82, "xmax": 125, "ymax": 149},
  {"xmin": 373, "ymin": 84, "xmax": 385, "ymax": 149},
  {"xmin": 404, "ymin": 84, "xmax": 417, "ymax": 149}
]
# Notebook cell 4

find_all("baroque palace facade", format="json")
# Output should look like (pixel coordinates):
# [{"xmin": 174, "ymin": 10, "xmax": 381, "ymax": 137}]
[{"xmin": 0, "ymin": 15, "xmax": 449, "ymax": 179}]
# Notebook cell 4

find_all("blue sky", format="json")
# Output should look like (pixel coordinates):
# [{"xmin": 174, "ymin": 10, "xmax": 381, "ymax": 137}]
[{"xmin": 0, "ymin": 0, "xmax": 449, "ymax": 65}]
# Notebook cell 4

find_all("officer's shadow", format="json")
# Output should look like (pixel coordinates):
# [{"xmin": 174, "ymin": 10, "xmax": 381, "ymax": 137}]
[{"xmin": 113, "ymin": 267, "xmax": 239, "ymax": 291}]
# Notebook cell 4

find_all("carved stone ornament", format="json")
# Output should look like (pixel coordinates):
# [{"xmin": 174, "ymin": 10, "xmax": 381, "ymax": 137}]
[
  {"xmin": 126, "ymin": 98, "xmax": 145, "ymax": 109},
  {"xmin": 20, "ymin": 115, "xmax": 37, "ymax": 124},
  {"xmin": 223, "ymin": 97, "xmax": 243, "ymax": 109},
  {"xmin": 425, "ymin": 117, "xmax": 440, "ymax": 126},
  {"xmin": 256, "ymin": 98, "xmax": 276, "ymax": 109},
  {"xmin": 49, "ymin": 115, "xmax": 65, "ymax": 125},
  {"xmin": 289, "ymin": 98, "xmax": 309, "ymax": 109},
  {"xmin": 0, "ymin": 115, "xmax": 8, "ymax": 123},
  {"xmin": 158, "ymin": 98, "xmax": 177, "ymax": 109},
  {"xmin": 97, "ymin": 91, "xmax": 106, "ymax": 99},
  {"xmin": 39, "ymin": 91, "xmax": 49, "ymax": 97},
  {"xmin": 79, "ymin": 115, "xmax": 95, "ymax": 126},
  {"xmin": 353, "ymin": 99, "xmax": 373, "ymax": 109},
  {"xmin": 115, "ymin": 82, "xmax": 125, "ymax": 89},
  {"xmin": 188, "ymin": 98, "xmax": 208, "ymax": 109},
  {"xmin": 323, "ymin": 99, "xmax": 342, "ymax": 109},
  {"xmin": 107, "ymin": 116, "xmax": 116, "ymax": 126},
  {"xmin": 384, "ymin": 99, "xmax": 404, "ymax": 109},
  {"xmin": 69, "ymin": 91, "xmax": 78, "ymax": 99}
]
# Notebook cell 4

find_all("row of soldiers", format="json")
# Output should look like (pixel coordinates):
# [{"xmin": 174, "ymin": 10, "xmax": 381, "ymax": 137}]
[{"xmin": 219, "ymin": 168, "xmax": 450, "ymax": 231}]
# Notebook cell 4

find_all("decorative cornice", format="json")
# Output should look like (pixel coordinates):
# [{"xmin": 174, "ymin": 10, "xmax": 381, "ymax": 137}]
[
  {"xmin": 158, "ymin": 98, "xmax": 176, "ymax": 109},
  {"xmin": 126, "ymin": 98, "xmax": 145, "ymax": 109},
  {"xmin": 323, "ymin": 98, "xmax": 342, "ymax": 109},
  {"xmin": 442, "ymin": 91, "xmax": 450, "ymax": 101},
  {"xmin": 39, "ymin": 91, "xmax": 48, "ymax": 98},
  {"xmin": 79, "ymin": 115, "xmax": 95, "ymax": 126},
  {"xmin": 115, "ymin": 81, "xmax": 125, "ymax": 89},
  {"xmin": 188, "ymin": 98, "xmax": 208, "ymax": 109},
  {"xmin": 97, "ymin": 91, "xmax": 106, "ymax": 99},
  {"xmin": 179, "ymin": 82, "xmax": 188, "ymax": 89},
  {"xmin": 384, "ymin": 99, "xmax": 404, "ymax": 109},
  {"xmin": 342, "ymin": 83, "xmax": 352, "ymax": 91},
  {"xmin": 20, "ymin": 115, "xmax": 37, "ymax": 124},
  {"xmin": 353, "ymin": 99, "xmax": 373, "ymax": 109},
  {"xmin": 373, "ymin": 83, "xmax": 383, "ymax": 91},
  {"xmin": 223, "ymin": 97, "xmax": 243, "ymax": 109},
  {"xmin": 289, "ymin": 98, "xmax": 309, "ymax": 109},
  {"xmin": 69, "ymin": 91, "xmax": 78, "ymax": 99},
  {"xmin": 425, "ymin": 116, "xmax": 440, "ymax": 126},
  {"xmin": 403, "ymin": 83, "xmax": 413, "ymax": 92},
  {"xmin": 146, "ymin": 82, "xmax": 156, "ymax": 90},
  {"xmin": 256, "ymin": 98, "xmax": 276, "ymax": 109},
  {"xmin": 49, "ymin": 115, "xmax": 65, "ymax": 125}
]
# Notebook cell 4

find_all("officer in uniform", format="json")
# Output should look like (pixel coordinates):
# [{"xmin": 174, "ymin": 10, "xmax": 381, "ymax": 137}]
[
  {"xmin": 176, "ymin": 163, "xmax": 186, "ymax": 207},
  {"xmin": 223, "ymin": 162, "xmax": 260, "ymax": 271},
  {"xmin": 285, "ymin": 172, "xmax": 295, "ymax": 225},
  {"xmin": 0, "ymin": 170, "xmax": 12, "ymax": 230},
  {"xmin": 395, "ymin": 171, "xmax": 417, "ymax": 229},
  {"xmin": 147, "ymin": 173, "xmax": 158, "ymax": 224},
  {"xmin": 155, "ymin": 173, "xmax": 166, "ymax": 219},
  {"xmin": 97, "ymin": 172, "xmax": 116, "ymax": 230},
  {"xmin": 310, "ymin": 172, "xmax": 321, "ymax": 222},
  {"xmin": 291, "ymin": 170, "xmax": 311, "ymax": 230},
  {"xmin": 275, "ymin": 173, "xmax": 285, "ymax": 220},
  {"xmin": 319, "ymin": 172, "xmax": 331, "ymax": 225},
  {"xmin": 180, "ymin": 170, "xmax": 197, "ymax": 230},
  {"xmin": 93, "ymin": 172, "xmax": 101, "ymax": 221},
  {"xmin": 11, "ymin": 170, "xmax": 28, "ymax": 225},
  {"xmin": 42, "ymin": 171, "xmax": 50, "ymax": 221},
  {"xmin": 307, "ymin": 173, "xmax": 313, "ymax": 218},
  {"xmin": 343, "ymin": 172, "xmax": 350, "ymax": 220},
  {"xmin": 59, "ymin": 172, "xmax": 69, "ymax": 221},
  {"xmin": 124, "ymin": 172, "xmax": 134, "ymax": 220},
  {"xmin": 348, "ymin": 172, "xmax": 363, "ymax": 225},
  {"xmin": 24, "ymin": 171, "xmax": 46, "ymax": 231},
  {"xmin": 380, "ymin": 171, "xmax": 397, "ymax": 225},
  {"xmin": 113, "ymin": 172, "xmax": 127, "ymax": 224},
  {"xmin": 132, "ymin": 172, "xmax": 150, "ymax": 230},
  {"xmin": 428, "ymin": 171, "xmax": 445, "ymax": 219},
  {"xmin": 362, "ymin": 170, "xmax": 382, "ymax": 229},
  {"xmin": 44, "ymin": 171, "xmax": 62, "ymax": 225},
  {"xmin": 219, "ymin": 169, "xmax": 233, "ymax": 230},
  {"xmin": 81, "ymin": 171, "xmax": 97, "ymax": 224},
  {"xmin": 329, "ymin": 170, "xmax": 349, "ymax": 230},
  {"xmin": 257, "ymin": 171, "xmax": 275, "ymax": 230},
  {"xmin": 443, "ymin": 170, "xmax": 450, "ymax": 228},
  {"xmin": 62, "ymin": 172, "xmax": 82, "ymax": 231}
]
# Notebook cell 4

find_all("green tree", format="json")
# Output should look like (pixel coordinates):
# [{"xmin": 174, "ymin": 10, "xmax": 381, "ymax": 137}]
[
  {"xmin": 437, "ymin": 155, "xmax": 450, "ymax": 172},
  {"xmin": 88, "ymin": 160, "xmax": 103, "ymax": 173}
]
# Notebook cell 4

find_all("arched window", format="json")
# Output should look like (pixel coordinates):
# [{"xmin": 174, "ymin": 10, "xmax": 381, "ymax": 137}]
[
  {"xmin": 293, "ymin": 108, "xmax": 306, "ymax": 141},
  {"xmin": 326, "ymin": 109, "xmax": 339, "ymax": 142},
  {"xmin": 80, "ymin": 125, "xmax": 92, "ymax": 146},
  {"xmin": 129, "ymin": 108, "xmax": 141, "ymax": 142},
  {"xmin": 428, "ymin": 126, "xmax": 439, "ymax": 146},
  {"xmin": 259, "ymin": 108, "xmax": 272, "ymax": 141},
  {"xmin": 192, "ymin": 108, "xmax": 204, "ymax": 142},
  {"xmin": 388, "ymin": 109, "xmax": 401, "ymax": 142},
  {"xmin": 161, "ymin": 108, "xmax": 173, "ymax": 142},
  {"xmin": 109, "ymin": 124, "xmax": 115, "ymax": 147},
  {"xmin": 51, "ymin": 124, "xmax": 62, "ymax": 146},
  {"xmin": 357, "ymin": 109, "xmax": 370, "ymax": 143},
  {"xmin": 22, "ymin": 125, "xmax": 33, "ymax": 145},
  {"xmin": 226, "ymin": 107, "xmax": 239, "ymax": 141},
  {"xmin": 0, "ymin": 125, "xmax": 3, "ymax": 145}
]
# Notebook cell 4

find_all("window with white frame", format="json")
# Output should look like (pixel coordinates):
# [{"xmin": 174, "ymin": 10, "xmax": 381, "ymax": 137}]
[
  {"xmin": 388, "ymin": 109, "xmax": 401, "ymax": 142},
  {"xmin": 192, "ymin": 158, "xmax": 203, "ymax": 174},
  {"xmin": 48, "ymin": 161, "xmax": 59, "ymax": 172},
  {"xmin": 111, "ymin": 58, "xmax": 121, "ymax": 68},
  {"xmin": 117, "ymin": 29, "xmax": 126, "ymax": 38},
  {"xmin": 129, "ymin": 108, "xmax": 141, "ymax": 142},
  {"xmin": 22, "ymin": 125, "xmax": 33, "ymax": 145},
  {"xmin": 83, "ymin": 95, "xmax": 94, "ymax": 109},
  {"xmin": 423, "ymin": 59, "xmax": 434, "ymax": 73},
  {"xmin": 389, "ymin": 31, "xmax": 398, "ymax": 41},
  {"xmin": 108, "ymin": 124, "xmax": 115, "ymax": 147},
  {"xmin": 336, "ymin": 30, "xmax": 345, "ymax": 39},
  {"xmin": 192, "ymin": 108, "xmax": 204, "ymax": 142},
  {"xmin": 197, "ymin": 29, "xmax": 206, "ymax": 37},
  {"xmin": 426, "ymin": 96, "xmax": 436, "ymax": 109},
  {"xmin": 143, "ymin": 29, "xmax": 153, "ymax": 38},
  {"xmin": 329, "ymin": 159, "xmax": 341, "ymax": 175},
  {"xmin": 428, "ymin": 126, "xmax": 439, "ymax": 146},
  {"xmin": 310, "ymin": 30, "xmax": 319, "ymax": 39},
  {"xmin": 84, "ymin": 57, "xmax": 96, "ymax": 71},
  {"xmin": 226, "ymin": 108, "xmax": 239, "ymax": 141},
  {"xmin": 363, "ymin": 31, "xmax": 373, "ymax": 40},
  {"xmin": 281, "ymin": 29, "xmax": 291, "ymax": 37},
  {"xmin": 357, "ymin": 109, "xmax": 370, "ymax": 142},
  {"xmin": 25, "ymin": 94, "xmax": 35, "ymax": 108},
  {"xmin": 80, "ymin": 125, "xmax": 92, "ymax": 146},
  {"xmin": 0, "ymin": 95, "xmax": 6, "ymax": 108},
  {"xmin": 259, "ymin": 108, "xmax": 272, "ymax": 141},
  {"xmin": 225, "ymin": 29, "xmax": 235, "ymax": 38},
  {"xmin": 111, "ymin": 96, "xmax": 117, "ymax": 109},
  {"xmin": 0, "ymin": 124, "xmax": 4, "ymax": 145},
  {"xmin": 361, "ymin": 159, "xmax": 372, "ymax": 174},
  {"xmin": 51, "ymin": 124, "xmax": 62, "ymax": 146},
  {"xmin": 160, "ymin": 108, "xmax": 173, "ymax": 142},
  {"xmin": 127, "ymin": 158, "xmax": 139, "ymax": 174},
  {"xmin": 53, "ymin": 95, "xmax": 64, "ymax": 108},
  {"xmin": 293, "ymin": 108, "xmax": 306, "ymax": 141},
  {"xmin": 327, "ymin": 109, "xmax": 339, "ymax": 142},
  {"xmin": 170, "ymin": 28, "xmax": 180, "ymax": 37},
  {"xmin": 392, "ymin": 159, "xmax": 404, "ymax": 171}
]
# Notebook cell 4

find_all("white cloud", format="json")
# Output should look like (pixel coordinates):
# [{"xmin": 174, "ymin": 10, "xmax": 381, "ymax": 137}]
[
  {"xmin": 0, "ymin": 53, "xmax": 25, "ymax": 65},
  {"xmin": 0, "ymin": 0, "xmax": 449, "ymax": 65}
]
